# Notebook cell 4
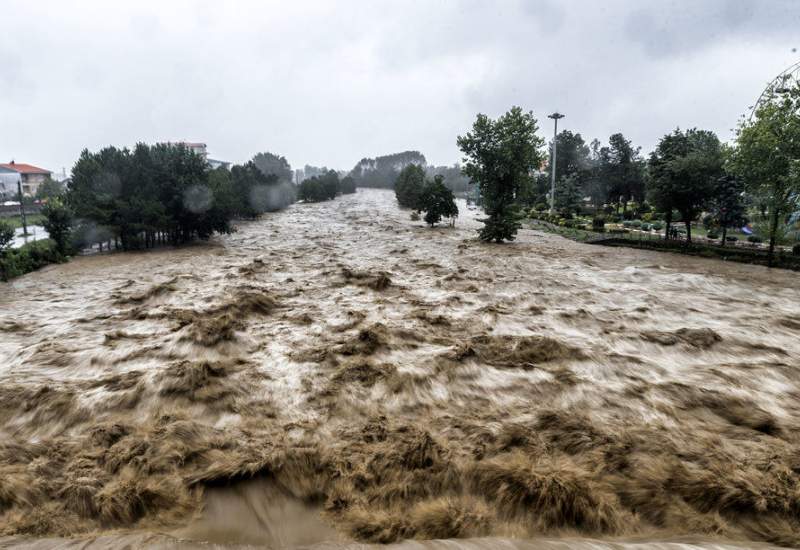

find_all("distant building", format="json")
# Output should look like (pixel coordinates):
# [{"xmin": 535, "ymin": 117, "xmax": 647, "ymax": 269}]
[
  {"xmin": 0, "ymin": 161, "xmax": 52, "ymax": 197},
  {"xmin": 208, "ymin": 158, "xmax": 231, "ymax": 170},
  {"xmin": 173, "ymin": 142, "xmax": 208, "ymax": 159},
  {"xmin": 167, "ymin": 142, "xmax": 231, "ymax": 170}
]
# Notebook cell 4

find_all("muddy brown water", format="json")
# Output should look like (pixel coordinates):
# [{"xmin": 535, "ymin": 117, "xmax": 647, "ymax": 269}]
[{"xmin": 1, "ymin": 189, "xmax": 799, "ymax": 549}]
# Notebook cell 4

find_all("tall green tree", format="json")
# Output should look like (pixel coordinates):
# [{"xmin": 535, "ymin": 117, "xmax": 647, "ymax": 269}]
[
  {"xmin": 41, "ymin": 198, "xmax": 73, "ymax": 255},
  {"xmin": 458, "ymin": 106, "xmax": 544, "ymax": 242},
  {"xmin": 36, "ymin": 178, "xmax": 65, "ymax": 201},
  {"xmin": 394, "ymin": 164, "xmax": 426, "ymax": 209},
  {"xmin": 547, "ymin": 131, "xmax": 591, "ymax": 208},
  {"xmin": 554, "ymin": 173, "xmax": 582, "ymax": 218},
  {"xmin": 648, "ymin": 129, "xmax": 724, "ymax": 242},
  {"xmin": 252, "ymin": 152, "xmax": 293, "ymax": 183},
  {"xmin": 709, "ymin": 174, "xmax": 746, "ymax": 246},
  {"xmin": 731, "ymin": 82, "xmax": 800, "ymax": 265},
  {"xmin": 420, "ymin": 175, "xmax": 458, "ymax": 226},
  {"xmin": 600, "ymin": 133, "xmax": 646, "ymax": 214}
]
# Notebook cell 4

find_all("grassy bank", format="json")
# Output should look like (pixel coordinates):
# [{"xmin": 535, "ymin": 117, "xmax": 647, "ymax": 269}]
[
  {"xmin": 1, "ymin": 214, "xmax": 46, "ymax": 229},
  {"xmin": 528, "ymin": 219, "xmax": 800, "ymax": 271}
]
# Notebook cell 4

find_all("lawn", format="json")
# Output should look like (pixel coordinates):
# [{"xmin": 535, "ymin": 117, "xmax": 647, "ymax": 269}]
[{"xmin": 1, "ymin": 214, "xmax": 46, "ymax": 229}]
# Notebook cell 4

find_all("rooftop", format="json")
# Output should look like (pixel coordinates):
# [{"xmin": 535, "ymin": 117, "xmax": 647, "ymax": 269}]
[{"xmin": 0, "ymin": 162, "xmax": 51, "ymax": 175}]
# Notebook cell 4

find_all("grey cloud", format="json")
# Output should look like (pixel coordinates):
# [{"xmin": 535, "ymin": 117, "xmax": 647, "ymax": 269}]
[{"xmin": 0, "ymin": 0, "xmax": 797, "ymax": 174}]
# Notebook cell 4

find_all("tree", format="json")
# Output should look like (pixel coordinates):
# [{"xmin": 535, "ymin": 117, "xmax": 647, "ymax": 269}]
[
  {"xmin": 68, "ymin": 143, "xmax": 237, "ymax": 251},
  {"xmin": 458, "ymin": 106, "xmax": 544, "ymax": 242},
  {"xmin": 648, "ymin": 129, "xmax": 724, "ymax": 242},
  {"xmin": 425, "ymin": 164, "xmax": 471, "ymax": 194},
  {"xmin": 546, "ymin": 131, "xmax": 591, "ymax": 208},
  {"xmin": 252, "ymin": 152, "xmax": 292, "ymax": 183},
  {"xmin": 599, "ymin": 133, "xmax": 646, "ymax": 215},
  {"xmin": 36, "ymin": 178, "xmax": 65, "ymax": 201},
  {"xmin": 350, "ymin": 151, "xmax": 427, "ymax": 189},
  {"xmin": 0, "ymin": 220, "xmax": 13, "ymax": 252},
  {"xmin": 298, "ymin": 170, "xmax": 340, "ymax": 202},
  {"xmin": 554, "ymin": 174, "xmax": 582, "ymax": 218},
  {"xmin": 394, "ymin": 164, "xmax": 426, "ymax": 209},
  {"xmin": 41, "ymin": 198, "xmax": 72, "ymax": 255},
  {"xmin": 731, "ymin": 81, "xmax": 800, "ymax": 265},
  {"xmin": 420, "ymin": 175, "xmax": 458, "ymax": 226},
  {"xmin": 340, "ymin": 176, "xmax": 357, "ymax": 194},
  {"xmin": 709, "ymin": 174, "xmax": 746, "ymax": 246}
]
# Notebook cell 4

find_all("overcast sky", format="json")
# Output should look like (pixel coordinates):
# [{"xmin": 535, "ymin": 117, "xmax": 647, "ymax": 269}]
[{"xmin": 2, "ymin": 0, "xmax": 798, "ymax": 176}]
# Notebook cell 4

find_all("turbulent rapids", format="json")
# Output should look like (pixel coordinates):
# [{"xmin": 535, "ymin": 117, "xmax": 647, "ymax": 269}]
[{"xmin": 1, "ymin": 189, "xmax": 800, "ymax": 549}]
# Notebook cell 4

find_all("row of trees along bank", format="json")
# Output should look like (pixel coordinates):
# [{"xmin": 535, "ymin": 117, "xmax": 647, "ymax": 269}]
[
  {"xmin": 297, "ymin": 170, "xmax": 356, "ymax": 202},
  {"xmin": 0, "ymin": 145, "xmax": 300, "ymax": 280},
  {"xmin": 455, "ymin": 81, "xmax": 800, "ymax": 265},
  {"xmin": 66, "ymin": 144, "xmax": 296, "ymax": 252}
]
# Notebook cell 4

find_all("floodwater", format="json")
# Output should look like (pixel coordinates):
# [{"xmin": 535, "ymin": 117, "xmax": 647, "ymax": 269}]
[
  {"xmin": 1, "ymin": 189, "xmax": 799, "ymax": 549},
  {"xmin": 11, "ymin": 225, "xmax": 48, "ymax": 249}
]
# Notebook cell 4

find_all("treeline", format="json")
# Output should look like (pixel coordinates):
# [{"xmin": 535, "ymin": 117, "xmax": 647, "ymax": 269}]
[
  {"xmin": 66, "ymin": 144, "xmax": 295, "ymax": 251},
  {"xmin": 458, "ymin": 84, "xmax": 800, "ymax": 264},
  {"xmin": 297, "ymin": 171, "xmax": 356, "ymax": 202},
  {"xmin": 347, "ymin": 150, "xmax": 470, "ymax": 194}
]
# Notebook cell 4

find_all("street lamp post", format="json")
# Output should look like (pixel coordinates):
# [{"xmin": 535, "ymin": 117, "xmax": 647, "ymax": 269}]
[{"xmin": 548, "ymin": 112, "xmax": 564, "ymax": 215}]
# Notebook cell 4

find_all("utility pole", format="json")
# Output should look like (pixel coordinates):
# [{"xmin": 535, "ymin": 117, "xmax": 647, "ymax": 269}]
[
  {"xmin": 548, "ymin": 112, "xmax": 565, "ymax": 214},
  {"xmin": 16, "ymin": 177, "xmax": 27, "ymax": 237}
]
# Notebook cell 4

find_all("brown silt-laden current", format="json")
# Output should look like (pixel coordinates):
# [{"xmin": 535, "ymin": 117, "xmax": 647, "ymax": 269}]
[{"xmin": 1, "ymin": 189, "xmax": 799, "ymax": 549}]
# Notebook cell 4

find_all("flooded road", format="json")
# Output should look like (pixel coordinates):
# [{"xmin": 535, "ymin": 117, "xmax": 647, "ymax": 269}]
[{"xmin": 1, "ymin": 189, "xmax": 799, "ymax": 548}]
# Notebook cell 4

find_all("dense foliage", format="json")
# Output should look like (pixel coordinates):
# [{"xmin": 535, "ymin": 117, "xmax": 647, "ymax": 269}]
[
  {"xmin": 709, "ymin": 174, "xmax": 746, "ymax": 246},
  {"xmin": 394, "ymin": 164, "xmax": 426, "ymax": 209},
  {"xmin": 252, "ymin": 152, "xmax": 293, "ymax": 183},
  {"xmin": 67, "ymin": 144, "xmax": 295, "ymax": 251},
  {"xmin": 420, "ymin": 175, "xmax": 458, "ymax": 226},
  {"xmin": 350, "ymin": 151, "xmax": 427, "ymax": 189},
  {"xmin": 458, "ymin": 106, "xmax": 544, "ymax": 242},
  {"xmin": 731, "ymin": 81, "xmax": 800, "ymax": 264},
  {"xmin": 298, "ymin": 170, "xmax": 341, "ymax": 202},
  {"xmin": 41, "ymin": 198, "xmax": 73, "ymax": 255},
  {"xmin": 0, "ymin": 220, "xmax": 13, "ymax": 253},
  {"xmin": 0, "ymin": 239, "xmax": 65, "ymax": 281},
  {"xmin": 648, "ymin": 128, "xmax": 724, "ymax": 242}
]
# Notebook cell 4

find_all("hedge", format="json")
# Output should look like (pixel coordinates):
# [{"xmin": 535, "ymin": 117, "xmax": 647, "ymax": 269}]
[{"xmin": 0, "ymin": 239, "xmax": 66, "ymax": 281}]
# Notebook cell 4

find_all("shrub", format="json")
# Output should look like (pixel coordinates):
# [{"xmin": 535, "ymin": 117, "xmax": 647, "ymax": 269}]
[
  {"xmin": 564, "ymin": 219, "xmax": 575, "ymax": 228},
  {"xmin": 652, "ymin": 222, "xmax": 663, "ymax": 231},
  {"xmin": 622, "ymin": 221, "xmax": 633, "ymax": 228},
  {"xmin": 576, "ymin": 224, "xmax": 588, "ymax": 230},
  {"xmin": 631, "ymin": 220, "xmax": 642, "ymax": 228},
  {"xmin": 726, "ymin": 236, "xmax": 738, "ymax": 242},
  {"xmin": 0, "ymin": 220, "xmax": 13, "ymax": 251},
  {"xmin": 592, "ymin": 216, "xmax": 606, "ymax": 231},
  {"xmin": 641, "ymin": 223, "xmax": 652, "ymax": 231},
  {"xmin": 706, "ymin": 232, "xmax": 719, "ymax": 240},
  {"xmin": 794, "ymin": 243, "xmax": 800, "ymax": 256},
  {"xmin": 642, "ymin": 213, "xmax": 653, "ymax": 222},
  {"xmin": 410, "ymin": 211, "xmax": 420, "ymax": 221},
  {"xmin": 747, "ymin": 235, "xmax": 763, "ymax": 244},
  {"xmin": 534, "ymin": 202, "xmax": 548, "ymax": 212},
  {"xmin": 0, "ymin": 239, "xmax": 64, "ymax": 281}
]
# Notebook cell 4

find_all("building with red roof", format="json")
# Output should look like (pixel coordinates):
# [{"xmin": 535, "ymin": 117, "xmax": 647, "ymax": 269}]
[{"xmin": 0, "ymin": 161, "xmax": 52, "ymax": 197}]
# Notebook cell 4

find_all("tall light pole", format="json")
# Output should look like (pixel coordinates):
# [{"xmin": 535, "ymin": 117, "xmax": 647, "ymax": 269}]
[{"xmin": 547, "ymin": 112, "xmax": 564, "ymax": 214}]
